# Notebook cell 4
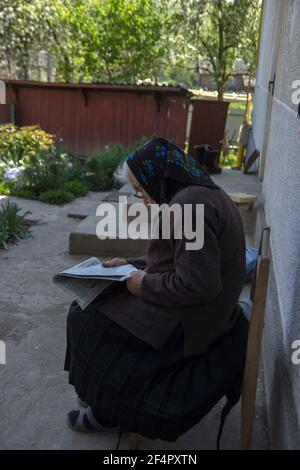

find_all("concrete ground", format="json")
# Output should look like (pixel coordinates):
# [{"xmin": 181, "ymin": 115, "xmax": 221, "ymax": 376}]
[{"xmin": 0, "ymin": 170, "xmax": 269, "ymax": 450}]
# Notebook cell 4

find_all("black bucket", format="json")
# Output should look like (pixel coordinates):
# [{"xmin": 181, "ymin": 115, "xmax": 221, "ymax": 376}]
[{"xmin": 194, "ymin": 144, "xmax": 221, "ymax": 174}]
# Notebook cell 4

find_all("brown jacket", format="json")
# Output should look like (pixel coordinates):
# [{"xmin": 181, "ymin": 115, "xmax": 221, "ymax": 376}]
[{"xmin": 100, "ymin": 185, "xmax": 246, "ymax": 357}]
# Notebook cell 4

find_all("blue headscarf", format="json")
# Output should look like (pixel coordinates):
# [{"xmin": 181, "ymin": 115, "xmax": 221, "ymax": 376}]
[{"xmin": 126, "ymin": 137, "xmax": 219, "ymax": 204}]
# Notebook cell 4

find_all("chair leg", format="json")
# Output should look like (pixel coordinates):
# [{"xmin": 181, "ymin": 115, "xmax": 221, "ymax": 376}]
[
  {"xmin": 241, "ymin": 252, "xmax": 270, "ymax": 449},
  {"xmin": 129, "ymin": 432, "xmax": 140, "ymax": 450}
]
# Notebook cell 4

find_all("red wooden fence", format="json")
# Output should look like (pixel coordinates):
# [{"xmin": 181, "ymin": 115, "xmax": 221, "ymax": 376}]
[
  {"xmin": 188, "ymin": 99, "xmax": 229, "ymax": 159},
  {"xmin": 1, "ymin": 80, "xmax": 191, "ymax": 156},
  {"xmin": 0, "ymin": 81, "xmax": 229, "ymax": 159},
  {"xmin": 0, "ymin": 103, "xmax": 10, "ymax": 125}
]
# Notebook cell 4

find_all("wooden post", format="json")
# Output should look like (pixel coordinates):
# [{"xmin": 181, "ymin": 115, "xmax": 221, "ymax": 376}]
[{"xmin": 241, "ymin": 228, "xmax": 270, "ymax": 449}]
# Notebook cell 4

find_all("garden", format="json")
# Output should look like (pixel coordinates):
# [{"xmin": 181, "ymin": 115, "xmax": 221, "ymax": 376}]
[
  {"xmin": 0, "ymin": 124, "xmax": 150, "ymax": 203},
  {"xmin": 0, "ymin": 123, "xmax": 150, "ymax": 249}
]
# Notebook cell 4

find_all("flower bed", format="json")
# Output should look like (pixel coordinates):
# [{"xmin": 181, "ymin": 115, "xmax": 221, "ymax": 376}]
[{"xmin": 0, "ymin": 124, "xmax": 150, "ymax": 204}]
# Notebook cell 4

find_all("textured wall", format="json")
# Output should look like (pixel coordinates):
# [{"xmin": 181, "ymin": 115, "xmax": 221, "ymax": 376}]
[
  {"xmin": 251, "ymin": 0, "xmax": 279, "ymax": 152},
  {"xmin": 254, "ymin": 0, "xmax": 300, "ymax": 449},
  {"xmin": 274, "ymin": 0, "xmax": 300, "ymax": 108}
]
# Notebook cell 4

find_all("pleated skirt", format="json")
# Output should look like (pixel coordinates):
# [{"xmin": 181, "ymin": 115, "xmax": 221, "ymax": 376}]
[{"xmin": 64, "ymin": 298, "xmax": 248, "ymax": 442}]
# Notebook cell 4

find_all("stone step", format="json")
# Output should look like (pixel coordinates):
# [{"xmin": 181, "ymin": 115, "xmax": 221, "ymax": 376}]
[
  {"xmin": 69, "ymin": 214, "xmax": 150, "ymax": 257},
  {"xmin": 67, "ymin": 191, "xmax": 141, "ymax": 220},
  {"xmin": 68, "ymin": 184, "xmax": 258, "ymax": 257}
]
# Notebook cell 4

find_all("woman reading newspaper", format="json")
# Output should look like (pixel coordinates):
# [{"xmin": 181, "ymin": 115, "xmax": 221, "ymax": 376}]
[{"xmin": 64, "ymin": 137, "xmax": 249, "ymax": 444}]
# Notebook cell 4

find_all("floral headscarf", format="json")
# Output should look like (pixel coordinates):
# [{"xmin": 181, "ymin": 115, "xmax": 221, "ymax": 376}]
[{"xmin": 125, "ymin": 137, "xmax": 219, "ymax": 204}]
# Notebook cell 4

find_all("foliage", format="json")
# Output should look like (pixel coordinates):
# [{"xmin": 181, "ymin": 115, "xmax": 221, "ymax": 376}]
[
  {"xmin": 0, "ymin": 182, "xmax": 10, "ymax": 195},
  {"xmin": 0, "ymin": 127, "xmax": 84, "ymax": 201},
  {"xmin": 220, "ymin": 151, "xmax": 238, "ymax": 168},
  {"xmin": 84, "ymin": 144, "xmax": 127, "ymax": 191},
  {"xmin": 0, "ymin": 0, "xmax": 168, "ymax": 82},
  {"xmin": 39, "ymin": 189, "xmax": 74, "ymax": 204},
  {"xmin": 0, "ymin": 124, "xmax": 54, "ymax": 177},
  {"xmin": 17, "ymin": 150, "xmax": 56, "ymax": 195},
  {"xmin": 165, "ymin": 0, "xmax": 261, "ymax": 96},
  {"xmin": 229, "ymin": 102, "xmax": 246, "ymax": 111},
  {"xmin": 0, "ymin": 0, "xmax": 62, "ymax": 79},
  {"xmin": 200, "ymin": 0, "xmax": 260, "ymax": 99},
  {"xmin": 0, "ymin": 123, "xmax": 153, "ymax": 202},
  {"xmin": 85, "ymin": 137, "xmax": 151, "ymax": 191},
  {"xmin": 125, "ymin": 136, "xmax": 153, "ymax": 155},
  {"xmin": 0, "ymin": 200, "xmax": 32, "ymax": 250},
  {"xmin": 0, "ymin": 1, "xmax": 261, "ymax": 90},
  {"xmin": 45, "ymin": 0, "xmax": 167, "ymax": 83},
  {"xmin": 17, "ymin": 148, "xmax": 82, "ymax": 195},
  {"xmin": 11, "ymin": 187, "xmax": 38, "ymax": 199},
  {"xmin": 63, "ymin": 179, "xmax": 88, "ymax": 197}
]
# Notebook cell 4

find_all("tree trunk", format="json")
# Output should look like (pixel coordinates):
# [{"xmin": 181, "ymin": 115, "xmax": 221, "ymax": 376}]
[
  {"xmin": 47, "ymin": 52, "xmax": 52, "ymax": 82},
  {"xmin": 217, "ymin": 81, "xmax": 224, "ymax": 100},
  {"xmin": 217, "ymin": 0, "xmax": 225, "ymax": 101}
]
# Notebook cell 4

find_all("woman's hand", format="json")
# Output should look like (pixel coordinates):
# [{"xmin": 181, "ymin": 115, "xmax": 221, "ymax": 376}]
[
  {"xmin": 102, "ymin": 258, "xmax": 128, "ymax": 267},
  {"xmin": 126, "ymin": 270, "xmax": 146, "ymax": 296}
]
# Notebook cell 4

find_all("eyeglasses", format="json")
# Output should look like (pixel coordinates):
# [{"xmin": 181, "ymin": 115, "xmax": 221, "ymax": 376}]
[{"xmin": 134, "ymin": 184, "xmax": 143, "ymax": 198}]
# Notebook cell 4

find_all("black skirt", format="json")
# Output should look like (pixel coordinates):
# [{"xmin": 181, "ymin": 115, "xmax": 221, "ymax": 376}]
[{"xmin": 64, "ymin": 298, "xmax": 248, "ymax": 442}]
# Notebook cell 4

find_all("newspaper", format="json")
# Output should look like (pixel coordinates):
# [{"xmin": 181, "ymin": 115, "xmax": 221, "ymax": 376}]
[{"xmin": 53, "ymin": 257, "xmax": 137, "ymax": 310}]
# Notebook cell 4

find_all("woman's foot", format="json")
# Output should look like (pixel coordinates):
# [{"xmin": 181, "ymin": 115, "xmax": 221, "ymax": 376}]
[{"xmin": 67, "ymin": 407, "xmax": 120, "ymax": 433}]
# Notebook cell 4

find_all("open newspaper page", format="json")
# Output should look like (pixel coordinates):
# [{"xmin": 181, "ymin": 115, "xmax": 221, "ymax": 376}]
[{"xmin": 53, "ymin": 257, "xmax": 137, "ymax": 310}]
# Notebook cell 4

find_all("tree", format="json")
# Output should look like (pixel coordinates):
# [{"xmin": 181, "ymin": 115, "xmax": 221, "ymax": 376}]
[
  {"xmin": 200, "ymin": 0, "xmax": 261, "ymax": 99},
  {"xmin": 0, "ymin": 0, "xmax": 261, "ymax": 91},
  {"xmin": 53, "ymin": 0, "xmax": 168, "ymax": 83},
  {"xmin": 0, "ymin": 0, "xmax": 62, "ymax": 79},
  {"xmin": 0, "ymin": 0, "xmax": 168, "ymax": 84},
  {"xmin": 163, "ymin": 0, "xmax": 207, "ymax": 86},
  {"xmin": 166, "ymin": 0, "xmax": 261, "ymax": 99}
]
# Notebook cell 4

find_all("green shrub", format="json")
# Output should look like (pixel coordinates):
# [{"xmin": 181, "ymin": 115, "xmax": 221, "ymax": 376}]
[
  {"xmin": 11, "ymin": 188, "xmax": 38, "ymax": 199},
  {"xmin": 84, "ymin": 144, "xmax": 125, "ymax": 191},
  {"xmin": 84, "ymin": 137, "xmax": 151, "ymax": 191},
  {"xmin": 63, "ymin": 180, "xmax": 88, "ymax": 197},
  {"xmin": 0, "ymin": 182, "xmax": 10, "ymax": 195},
  {"xmin": 125, "ymin": 136, "xmax": 153, "ymax": 155},
  {"xmin": 0, "ymin": 124, "xmax": 84, "ymax": 198},
  {"xmin": 0, "ymin": 200, "xmax": 32, "ymax": 250},
  {"xmin": 0, "ymin": 124, "xmax": 54, "ymax": 177},
  {"xmin": 39, "ymin": 189, "xmax": 74, "ymax": 204},
  {"xmin": 20, "ymin": 148, "xmax": 83, "ymax": 194},
  {"xmin": 220, "ymin": 152, "xmax": 238, "ymax": 168},
  {"xmin": 0, "ymin": 130, "xmax": 153, "ymax": 200},
  {"xmin": 1, "ymin": 178, "xmax": 38, "ymax": 199},
  {"xmin": 55, "ymin": 146, "xmax": 83, "ymax": 182}
]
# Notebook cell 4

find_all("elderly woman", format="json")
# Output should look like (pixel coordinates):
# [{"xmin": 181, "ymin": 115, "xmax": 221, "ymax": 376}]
[{"xmin": 64, "ymin": 137, "xmax": 248, "ymax": 442}]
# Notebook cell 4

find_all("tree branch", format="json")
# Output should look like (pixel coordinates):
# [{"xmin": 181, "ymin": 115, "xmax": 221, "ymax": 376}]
[{"xmin": 199, "ymin": 39, "xmax": 216, "ymax": 73}]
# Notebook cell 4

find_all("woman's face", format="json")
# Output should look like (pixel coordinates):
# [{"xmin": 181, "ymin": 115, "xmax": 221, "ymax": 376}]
[{"xmin": 128, "ymin": 170, "xmax": 155, "ymax": 205}]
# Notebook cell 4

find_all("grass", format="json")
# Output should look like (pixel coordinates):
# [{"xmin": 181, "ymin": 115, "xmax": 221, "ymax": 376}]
[{"xmin": 229, "ymin": 102, "xmax": 246, "ymax": 112}]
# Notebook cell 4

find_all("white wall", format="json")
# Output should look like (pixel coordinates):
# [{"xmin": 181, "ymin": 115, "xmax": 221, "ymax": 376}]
[
  {"xmin": 251, "ymin": 0, "xmax": 279, "ymax": 152},
  {"xmin": 253, "ymin": 0, "xmax": 300, "ymax": 449}
]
